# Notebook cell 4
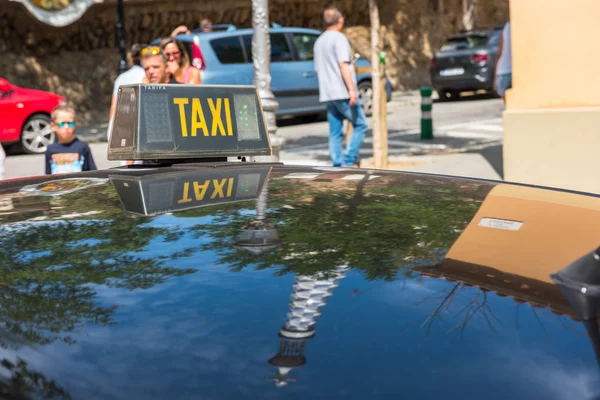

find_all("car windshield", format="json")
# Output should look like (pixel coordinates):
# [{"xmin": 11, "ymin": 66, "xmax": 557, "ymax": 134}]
[{"xmin": 440, "ymin": 34, "xmax": 489, "ymax": 51}]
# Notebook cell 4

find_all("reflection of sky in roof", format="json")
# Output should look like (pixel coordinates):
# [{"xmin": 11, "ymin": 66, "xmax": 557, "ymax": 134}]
[{"xmin": 4, "ymin": 215, "xmax": 600, "ymax": 399}]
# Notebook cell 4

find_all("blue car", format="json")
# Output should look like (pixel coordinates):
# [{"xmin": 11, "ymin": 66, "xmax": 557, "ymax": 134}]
[{"xmin": 154, "ymin": 25, "xmax": 392, "ymax": 119}]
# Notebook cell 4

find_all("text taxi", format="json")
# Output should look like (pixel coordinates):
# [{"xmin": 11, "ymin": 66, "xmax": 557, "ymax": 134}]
[{"xmin": 108, "ymin": 84, "xmax": 271, "ymax": 161}]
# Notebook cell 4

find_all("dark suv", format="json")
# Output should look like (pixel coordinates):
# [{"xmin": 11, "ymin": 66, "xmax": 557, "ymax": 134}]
[{"xmin": 430, "ymin": 26, "xmax": 503, "ymax": 100}]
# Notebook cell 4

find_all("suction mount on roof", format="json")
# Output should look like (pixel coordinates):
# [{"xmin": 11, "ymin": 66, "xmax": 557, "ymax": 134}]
[
  {"xmin": 191, "ymin": 22, "xmax": 281, "ymax": 33},
  {"xmin": 551, "ymin": 246, "xmax": 600, "ymax": 366}
]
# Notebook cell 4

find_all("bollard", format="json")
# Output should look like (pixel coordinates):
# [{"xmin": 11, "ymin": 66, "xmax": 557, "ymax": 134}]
[{"xmin": 420, "ymin": 86, "xmax": 433, "ymax": 140}]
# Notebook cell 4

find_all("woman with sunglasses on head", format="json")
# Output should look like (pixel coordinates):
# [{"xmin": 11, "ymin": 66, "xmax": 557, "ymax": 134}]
[{"xmin": 159, "ymin": 37, "xmax": 201, "ymax": 84}]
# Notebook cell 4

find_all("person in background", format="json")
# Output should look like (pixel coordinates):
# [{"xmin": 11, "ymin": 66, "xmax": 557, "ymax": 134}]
[
  {"xmin": 141, "ymin": 46, "xmax": 171, "ymax": 84},
  {"xmin": 199, "ymin": 18, "xmax": 213, "ymax": 32},
  {"xmin": 159, "ymin": 37, "xmax": 201, "ymax": 84},
  {"xmin": 46, "ymin": 105, "xmax": 96, "ymax": 175},
  {"xmin": 170, "ymin": 24, "xmax": 204, "ymax": 69},
  {"xmin": 313, "ymin": 6, "xmax": 367, "ymax": 167},
  {"xmin": 494, "ymin": 20, "xmax": 512, "ymax": 104},
  {"xmin": 108, "ymin": 43, "xmax": 147, "ymax": 141}
]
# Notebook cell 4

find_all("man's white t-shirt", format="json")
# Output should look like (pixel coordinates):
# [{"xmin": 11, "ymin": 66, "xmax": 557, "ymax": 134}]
[
  {"xmin": 107, "ymin": 65, "xmax": 146, "ymax": 141},
  {"xmin": 496, "ymin": 22, "xmax": 512, "ymax": 75},
  {"xmin": 313, "ymin": 30, "xmax": 357, "ymax": 103}
]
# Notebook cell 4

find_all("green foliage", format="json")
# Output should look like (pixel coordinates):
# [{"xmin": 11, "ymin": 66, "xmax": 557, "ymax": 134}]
[
  {"xmin": 191, "ymin": 175, "xmax": 488, "ymax": 281},
  {"xmin": 0, "ymin": 186, "xmax": 196, "ymax": 348},
  {"xmin": 0, "ymin": 358, "xmax": 71, "ymax": 399}
]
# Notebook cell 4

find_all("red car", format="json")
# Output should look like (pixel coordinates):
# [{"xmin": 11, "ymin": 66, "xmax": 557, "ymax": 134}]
[{"xmin": 0, "ymin": 77, "xmax": 66, "ymax": 154}]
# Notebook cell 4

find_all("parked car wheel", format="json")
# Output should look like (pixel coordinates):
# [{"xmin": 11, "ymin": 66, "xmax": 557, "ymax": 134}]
[
  {"xmin": 21, "ymin": 114, "xmax": 55, "ymax": 154},
  {"xmin": 358, "ymin": 81, "xmax": 373, "ymax": 116}
]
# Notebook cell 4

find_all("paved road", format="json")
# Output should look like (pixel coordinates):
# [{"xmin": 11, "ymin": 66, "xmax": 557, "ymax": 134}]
[
  {"xmin": 2, "ymin": 94, "xmax": 504, "ymax": 181},
  {"xmin": 279, "ymin": 94, "xmax": 504, "ymax": 176}
]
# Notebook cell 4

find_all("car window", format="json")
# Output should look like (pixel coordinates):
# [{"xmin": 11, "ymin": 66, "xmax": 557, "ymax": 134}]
[
  {"xmin": 211, "ymin": 37, "xmax": 245, "ymax": 64},
  {"xmin": 291, "ymin": 33, "xmax": 319, "ymax": 61},
  {"xmin": 440, "ymin": 35, "xmax": 488, "ymax": 51},
  {"xmin": 242, "ymin": 33, "xmax": 293, "ymax": 63},
  {"xmin": 487, "ymin": 31, "xmax": 502, "ymax": 46}
]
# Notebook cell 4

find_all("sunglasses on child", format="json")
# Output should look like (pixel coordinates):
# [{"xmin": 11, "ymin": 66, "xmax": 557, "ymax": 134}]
[
  {"xmin": 141, "ymin": 46, "xmax": 162, "ymax": 56},
  {"xmin": 56, "ymin": 121, "xmax": 75, "ymax": 128}
]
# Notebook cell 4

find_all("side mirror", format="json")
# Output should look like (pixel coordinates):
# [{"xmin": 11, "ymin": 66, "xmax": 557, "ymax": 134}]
[{"xmin": 0, "ymin": 78, "xmax": 12, "ymax": 97}]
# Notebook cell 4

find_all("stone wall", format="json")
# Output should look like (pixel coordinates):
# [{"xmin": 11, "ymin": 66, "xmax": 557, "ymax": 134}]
[{"xmin": 0, "ymin": 0, "xmax": 508, "ymax": 123}]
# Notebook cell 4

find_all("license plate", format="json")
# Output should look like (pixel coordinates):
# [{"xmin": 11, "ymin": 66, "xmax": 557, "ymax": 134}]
[{"xmin": 440, "ymin": 68, "xmax": 465, "ymax": 77}]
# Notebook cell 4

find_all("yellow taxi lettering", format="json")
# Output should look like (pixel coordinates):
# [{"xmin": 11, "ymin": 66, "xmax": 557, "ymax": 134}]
[
  {"xmin": 177, "ymin": 182, "xmax": 193, "ymax": 204},
  {"xmin": 191, "ymin": 99, "xmax": 209, "ymax": 137},
  {"xmin": 208, "ymin": 98, "xmax": 226, "ymax": 136},
  {"xmin": 226, "ymin": 178, "xmax": 234, "ymax": 197},
  {"xmin": 224, "ymin": 98, "xmax": 233, "ymax": 136},
  {"xmin": 193, "ymin": 180, "xmax": 210, "ymax": 200},
  {"xmin": 211, "ymin": 179, "xmax": 227, "ymax": 199},
  {"xmin": 173, "ymin": 98, "xmax": 189, "ymax": 137}
]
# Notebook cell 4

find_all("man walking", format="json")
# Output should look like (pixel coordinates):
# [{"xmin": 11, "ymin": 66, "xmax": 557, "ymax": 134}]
[
  {"xmin": 314, "ymin": 6, "xmax": 367, "ymax": 167},
  {"xmin": 494, "ymin": 19, "xmax": 512, "ymax": 104}
]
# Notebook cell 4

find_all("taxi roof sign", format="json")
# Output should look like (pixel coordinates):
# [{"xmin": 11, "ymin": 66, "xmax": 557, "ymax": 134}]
[{"xmin": 108, "ymin": 84, "xmax": 272, "ymax": 161}]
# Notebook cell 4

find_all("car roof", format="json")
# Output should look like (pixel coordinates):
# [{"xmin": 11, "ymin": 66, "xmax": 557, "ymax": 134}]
[
  {"xmin": 447, "ymin": 27, "xmax": 502, "ymax": 40},
  {"xmin": 1, "ymin": 164, "xmax": 599, "ymax": 398},
  {"xmin": 173, "ymin": 27, "xmax": 322, "ymax": 42}
]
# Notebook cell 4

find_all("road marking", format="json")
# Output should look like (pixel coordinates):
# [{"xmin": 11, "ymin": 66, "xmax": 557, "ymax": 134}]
[
  {"xmin": 437, "ymin": 130, "xmax": 502, "ymax": 139},
  {"xmin": 467, "ymin": 123, "xmax": 504, "ymax": 132},
  {"xmin": 283, "ymin": 118, "xmax": 504, "ymax": 153}
]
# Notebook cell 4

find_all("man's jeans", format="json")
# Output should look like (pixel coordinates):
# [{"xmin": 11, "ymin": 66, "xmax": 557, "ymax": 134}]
[{"xmin": 325, "ymin": 99, "xmax": 367, "ymax": 167}]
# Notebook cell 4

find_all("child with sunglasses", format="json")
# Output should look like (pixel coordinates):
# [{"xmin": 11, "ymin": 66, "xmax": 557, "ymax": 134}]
[{"xmin": 45, "ymin": 105, "xmax": 97, "ymax": 175}]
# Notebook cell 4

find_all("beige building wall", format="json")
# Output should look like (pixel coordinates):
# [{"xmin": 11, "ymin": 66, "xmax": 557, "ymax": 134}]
[{"xmin": 503, "ymin": 0, "xmax": 600, "ymax": 194}]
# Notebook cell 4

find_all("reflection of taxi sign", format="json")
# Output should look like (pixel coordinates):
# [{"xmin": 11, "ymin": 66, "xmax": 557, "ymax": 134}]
[
  {"xmin": 108, "ymin": 84, "xmax": 272, "ymax": 162},
  {"xmin": 109, "ymin": 166, "xmax": 271, "ymax": 216}
]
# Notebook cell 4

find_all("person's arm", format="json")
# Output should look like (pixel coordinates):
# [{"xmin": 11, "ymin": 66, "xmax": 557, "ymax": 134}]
[
  {"xmin": 109, "ymin": 94, "xmax": 117, "ymax": 120},
  {"xmin": 339, "ymin": 62, "xmax": 358, "ymax": 106},
  {"xmin": 187, "ymin": 68, "xmax": 201, "ymax": 84},
  {"xmin": 85, "ymin": 145, "xmax": 97, "ymax": 171},
  {"xmin": 335, "ymin": 37, "xmax": 358, "ymax": 106},
  {"xmin": 493, "ymin": 30, "xmax": 505, "ymax": 91},
  {"xmin": 171, "ymin": 25, "xmax": 190, "ymax": 37}
]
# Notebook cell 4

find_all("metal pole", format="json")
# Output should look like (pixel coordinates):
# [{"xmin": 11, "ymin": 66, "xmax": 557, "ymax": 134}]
[
  {"xmin": 116, "ymin": 0, "xmax": 128, "ymax": 75},
  {"xmin": 251, "ymin": 0, "xmax": 284, "ymax": 161}
]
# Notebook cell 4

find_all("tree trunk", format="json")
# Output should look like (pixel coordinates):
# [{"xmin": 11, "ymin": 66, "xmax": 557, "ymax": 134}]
[
  {"xmin": 369, "ymin": 0, "xmax": 387, "ymax": 168},
  {"xmin": 462, "ymin": 0, "xmax": 476, "ymax": 31}
]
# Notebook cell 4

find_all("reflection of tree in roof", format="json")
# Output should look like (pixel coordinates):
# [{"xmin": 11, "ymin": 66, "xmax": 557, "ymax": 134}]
[
  {"xmin": 410, "ymin": 280, "xmax": 586, "ymax": 340},
  {"xmin": 0, "ymin": 358, "xmax": 70, "ymax": 399},
  {"xmin": 0, "ymin": 214, "xmax": 195, "ymax": 348},
  {"xmin": 190, "ymin": 175, "xmax": 488, "ymax": 280}
]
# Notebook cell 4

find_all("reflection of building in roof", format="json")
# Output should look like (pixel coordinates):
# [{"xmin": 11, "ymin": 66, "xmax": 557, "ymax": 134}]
[
  {"xmin": 415, "ymin": 183, "xmax": 600, "ymax": 319},
  {"xmin": 267, "ymin": 266, "xmax": 349, "ymax": 387}
]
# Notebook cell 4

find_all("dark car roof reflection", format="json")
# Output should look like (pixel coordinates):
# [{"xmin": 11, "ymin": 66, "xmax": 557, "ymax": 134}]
[{"xmin": 1, "ymin": 165, "xmax": 600, "ymax": 398}]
